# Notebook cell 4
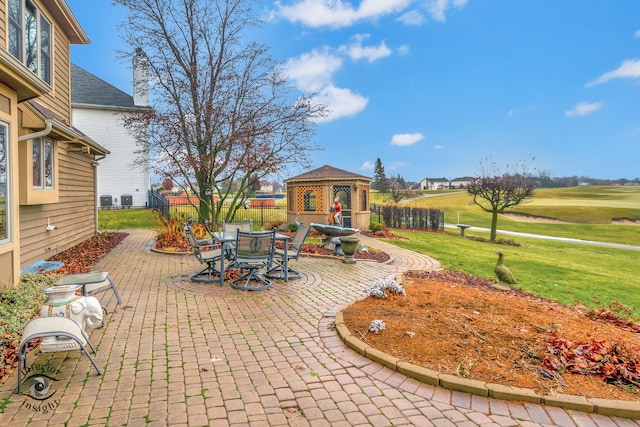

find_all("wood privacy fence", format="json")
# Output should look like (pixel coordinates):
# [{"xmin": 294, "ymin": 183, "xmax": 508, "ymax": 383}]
[{"xmin": 371, "ymin": 204, "xmax": 444, "ymax": 231}]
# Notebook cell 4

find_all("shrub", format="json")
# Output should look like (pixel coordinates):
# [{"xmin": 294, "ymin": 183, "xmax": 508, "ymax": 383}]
[
  {"xmin": 154, "ymin": 211, "xmax": 191, "ymax": 250},
  {"xmin": 369, "ymin": 222, "xmax": 384, "ymax": 233},
  {"xmin": 266, "ymin": 220, "xmax": 286, "ymax": 231},
  {"xmin": 191, "ymin": 223, "xmax": 208, "ymax": 240}
]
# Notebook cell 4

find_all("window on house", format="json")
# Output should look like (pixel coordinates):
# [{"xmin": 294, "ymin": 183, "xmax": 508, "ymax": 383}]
[
  {"xmin": 32, "ymin": 138, "xmax": 54, "ymax": 189},
  {"xmin": 7, "ymin": 0, "xmax": 52, "ymax": 84},
  {"xmin": 288, "ymin": 190, "xmax": 293, "ymax": 211},
  {"xmin": 303, "ymin": 190, "xmax": 316, "ymax": 211},
  {"xmin": 361, "ymin": 189, "xmax": 367, "ymax": 211},
  {"xmin": 0, "ymin": 122, "xmax": 9, "ymax": 242}
]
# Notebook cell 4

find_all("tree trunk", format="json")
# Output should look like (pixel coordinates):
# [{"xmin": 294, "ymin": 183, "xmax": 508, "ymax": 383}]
[
  {"xmin": 198, "ymin": 189, "xmax": 211, "ymax": 225},
  {"xmin": 490, "ymin": 210, "xmax": 499, "ymax": 241}
]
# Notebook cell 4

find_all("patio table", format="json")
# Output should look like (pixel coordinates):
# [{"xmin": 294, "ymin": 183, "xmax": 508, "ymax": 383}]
[{"xmin": 210, "ymin": 231, "xmax": 292, "ymax": 286}]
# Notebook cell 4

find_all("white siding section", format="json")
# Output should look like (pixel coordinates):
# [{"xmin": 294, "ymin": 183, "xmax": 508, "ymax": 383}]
[{"xmin": 72, "ymin": 107, "xmax": 150, "ymax": 207}]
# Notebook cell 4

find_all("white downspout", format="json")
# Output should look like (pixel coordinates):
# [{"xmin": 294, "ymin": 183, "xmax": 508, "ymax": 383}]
[
  {"xmin": 18, "ymin": 121, "xmax": 53, "ymax": 141},
  {"xmin": 93, "ymin": 154, "xmax": 106, "ymax": 232}
]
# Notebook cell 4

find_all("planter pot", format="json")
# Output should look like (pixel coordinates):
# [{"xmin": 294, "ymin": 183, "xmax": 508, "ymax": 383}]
[{"xmin": 339, "ymin": 236, "xmax": 360, "ymax": 264}]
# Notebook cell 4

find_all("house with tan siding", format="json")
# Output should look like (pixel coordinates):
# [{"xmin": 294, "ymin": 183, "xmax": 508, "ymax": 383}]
[{"xmin": 0, "ymin": 0, "xmax": 107, "ymax": 286}]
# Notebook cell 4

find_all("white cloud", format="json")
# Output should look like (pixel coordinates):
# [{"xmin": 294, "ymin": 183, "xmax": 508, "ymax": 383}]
[
  {"xmin": 586, "ymin": 59, "xmax": 640, "ymax": 87},
  {"xmin": 397, "ymin": 44, "xmax": 410, "ymax": 56},
  {"xmin": 397, "ymin": 10, "xmax": 424, "ymax": 26},
  {"xmin": 391, "ymin": 132, "xmax": 424, "ymax": 146},
  {"xmin": 433, "ymin": 144, "xmax": 445, "ymax": 150},
  {"xmin": 314, "ymin": 86, "xmax": 369, "ymax": 122},
  {"xmin": 426, "ymin": 0, "xmax": 468, "ymax": 22},
  {"xmin": 338, "ymin": 34, "xmax": 392, "ymax": 63},
  {"xmin": 272, "ymin": 0, "xmax": 412, "ymax": 28},
  {"xmin": 360, "ymin": 160, "xmax": 375, "ymax": 170},
  {"xmin": 564, "ymin": 101, "xmax": 604, "ymax": 117},
  {"xmin": 635, "ymin": 30, "xmax": 640, "ymax": 38},
  {"xmin": 284, "ymin": 48, "xmax": 342, "ymax": 92}
]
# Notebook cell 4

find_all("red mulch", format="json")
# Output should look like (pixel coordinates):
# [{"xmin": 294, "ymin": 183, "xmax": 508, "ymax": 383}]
[{"xmin": 47, "ymin": 232, "xmax": 129, "ymax": 274}]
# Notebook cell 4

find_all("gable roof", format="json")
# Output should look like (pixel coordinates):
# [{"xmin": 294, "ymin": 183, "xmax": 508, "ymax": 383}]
[
  {"xmin": 71, "ymin": 63, "xmax": 150, "ymax": 111},
  {"xmin": 451, "ymin": 176, "xmax": 475, "ymax": 182},
  {"xmin": 25, "ymin": 100, "xmax": 108, "ymax": 155},
  {"xmin": 286, "ymin": 165, "xmax": 371, "ymax": 183},
  {"xmin": 422, "ymin": 177, "xmax": 449, "ymax": 182}
]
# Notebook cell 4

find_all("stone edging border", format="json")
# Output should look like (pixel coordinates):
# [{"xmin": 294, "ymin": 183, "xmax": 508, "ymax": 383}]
[
  {"xmin": 333, "ymin": 274, "xmax": 640, "ymax": 420},
  {"xmin": 299, "ymin": 252, "xmax": 394, "ymax": 265},
  {"xmin": 150, "ymin": 247, "xmax": 190, "ymax": 255},
  {"xmin": 151, "ymin": 246, "xmax": 396, "ymax": 265}
]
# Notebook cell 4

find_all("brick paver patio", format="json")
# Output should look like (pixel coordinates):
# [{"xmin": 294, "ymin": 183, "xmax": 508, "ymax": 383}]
[{"xmin": 0, "ymin": 229, "xmax": 638, "ymax": 426}]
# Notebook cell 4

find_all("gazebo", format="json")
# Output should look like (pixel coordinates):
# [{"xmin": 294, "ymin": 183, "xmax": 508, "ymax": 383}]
[{"xmin": 284, "ymin": 165, "xmax": 372, "ymax": 230}]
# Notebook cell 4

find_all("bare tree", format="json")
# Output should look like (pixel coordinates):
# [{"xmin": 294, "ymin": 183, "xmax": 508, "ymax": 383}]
[
  {"xmin": 388, "ymin": 174, "xmax": 408, "ymax": 204},
  {"xmin": 467, "ymin": 157, "xmax": 536, "ymax": 241},
  {"xmin": 115, "ymin": 0, "xmax": 327, "ymax": 226}
]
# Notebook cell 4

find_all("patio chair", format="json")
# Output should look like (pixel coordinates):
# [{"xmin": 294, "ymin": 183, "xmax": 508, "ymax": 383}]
[
  {"xmin": 185, "ymin": 224, "xmax": 223, "ymax": 283},
  {"xmin": 266, "ymin": 223, "xmax": 311, "ymax": 281},
  {"xmin": 54, "ymin": 272, "xmax": 122, "ymax": 309},
  {"xmin": 16, "ymin": 316, "xmax": 101, "ymax": 395},
  {"xmin": 222, "ymin": 220, "xmax": 253, "ymax": 232},
  {"xmin": 230, "ymin": 229, "xmax": 276, "ymax": 291},
  {"xmin": 221, "ymin": 220, "xmax": 253, "ymax": 260}
]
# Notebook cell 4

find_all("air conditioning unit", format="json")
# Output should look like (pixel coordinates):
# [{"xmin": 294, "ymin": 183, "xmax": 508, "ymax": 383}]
[{"xmin": 100, "ymin": 195, "xmax": 112, "ymax": 207}]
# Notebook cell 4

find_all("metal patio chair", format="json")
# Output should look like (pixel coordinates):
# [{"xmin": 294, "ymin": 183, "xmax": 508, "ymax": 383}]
[
  {"xmin": 184, "ymin": 224, "xmax": 223, "ymax": 283},
  {"xmin": 221, "ymin": 220, "xmax": 253, "ymax": 260},
  {"xmin": 17, "ymin": 316, "xmax": 101, "ymax": 395},
  {"xmin": 266, "ymin": 223, "xmax": 311, "ymax": 281},
  {"xmin": 230, "ymin": 229, "xmax": 276, "ymax": 291}
]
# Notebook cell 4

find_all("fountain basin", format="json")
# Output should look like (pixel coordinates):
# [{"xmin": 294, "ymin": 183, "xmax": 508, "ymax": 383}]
[{"xmin": 310, "ymin": 223, "xmax": 359, "ymax": 236}]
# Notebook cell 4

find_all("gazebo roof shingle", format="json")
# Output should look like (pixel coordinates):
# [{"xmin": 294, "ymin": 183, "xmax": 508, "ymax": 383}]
[{"xmin": 286, "ymin": 165, "xmax": 371, "ymax": 182}]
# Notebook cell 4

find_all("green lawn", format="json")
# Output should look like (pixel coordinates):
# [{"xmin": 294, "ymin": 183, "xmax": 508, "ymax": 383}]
[
  {"xmin": 386, "ymin": 228, "xmax": 639, "ymax": 317},
  {"xmin": 371, "ymin": 185, "xmax": 640, "ymax": 316},
  {"xmin": 99, "ymin": 209, "xmax": 157, "ymax": 230},
  {"xmin": 400, "ymin": 186, "xmax": 640, "ymax": 246}
]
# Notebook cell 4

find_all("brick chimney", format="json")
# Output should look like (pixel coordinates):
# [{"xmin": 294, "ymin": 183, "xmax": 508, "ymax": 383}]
[{"xmin": 133, "ymin": 48, "xmax": 149, "ymax": 107}]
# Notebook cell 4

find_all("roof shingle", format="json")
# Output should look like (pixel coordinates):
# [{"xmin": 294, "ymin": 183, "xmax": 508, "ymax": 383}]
[{"xmin": 71, "ymin": 63, "xmax": 146, "ymax": 109}]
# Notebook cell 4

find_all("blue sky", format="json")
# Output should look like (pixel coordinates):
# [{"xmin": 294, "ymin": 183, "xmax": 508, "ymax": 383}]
[{"xmin": 67, "ymin": 0, "xmax": 640, "ymax": 182}]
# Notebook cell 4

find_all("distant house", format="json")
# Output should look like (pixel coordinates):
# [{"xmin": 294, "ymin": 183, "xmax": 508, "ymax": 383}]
[
  {"xmin": 450, "ymin": 177, "xmax": 475, "ymax": 189},
  {"xmin": 257, "ymin": 181, "xmax": 274, "ymax": 193},
  {"xmin": 420, "ymin": 177, "xmax": 450, "ymax": 191},
  {"xmin": 0, "ymin": 0, "xmax": 109, "ymax": 285},
  {"xmin": 71, "ymin": 54, "xmax": 153, "ymax": 208}
]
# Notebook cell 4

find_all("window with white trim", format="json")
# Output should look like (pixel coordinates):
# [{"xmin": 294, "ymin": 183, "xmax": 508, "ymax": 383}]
[
  {"xmin": 32, "ymin": 137, "xmax": 54, "ymax": 189},
  {"xmin": 7, "ymin": 0, "xmax": 52, "ymax": 84},
  {"xmin": 0, "ymin": 122, "xmax": 9, "ymax": 242}
]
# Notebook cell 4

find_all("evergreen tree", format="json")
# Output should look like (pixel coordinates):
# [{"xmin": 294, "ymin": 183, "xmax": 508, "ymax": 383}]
[{"xmin": 373, "ymin": 158, "xmax": 389, "ymax": 192}]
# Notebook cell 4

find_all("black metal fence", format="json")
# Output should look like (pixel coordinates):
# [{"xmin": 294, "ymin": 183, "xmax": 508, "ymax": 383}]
[
  {"xmin": 147, "ymin": 190, "xmax": 170, "ymax": 218},
  {"xmin": 148, "ymin": 191, "xmax": 287, "ymax": 227},
  {"xmin": 370, "ymin": 204, "xmax": 444, "ymax": 231}
]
